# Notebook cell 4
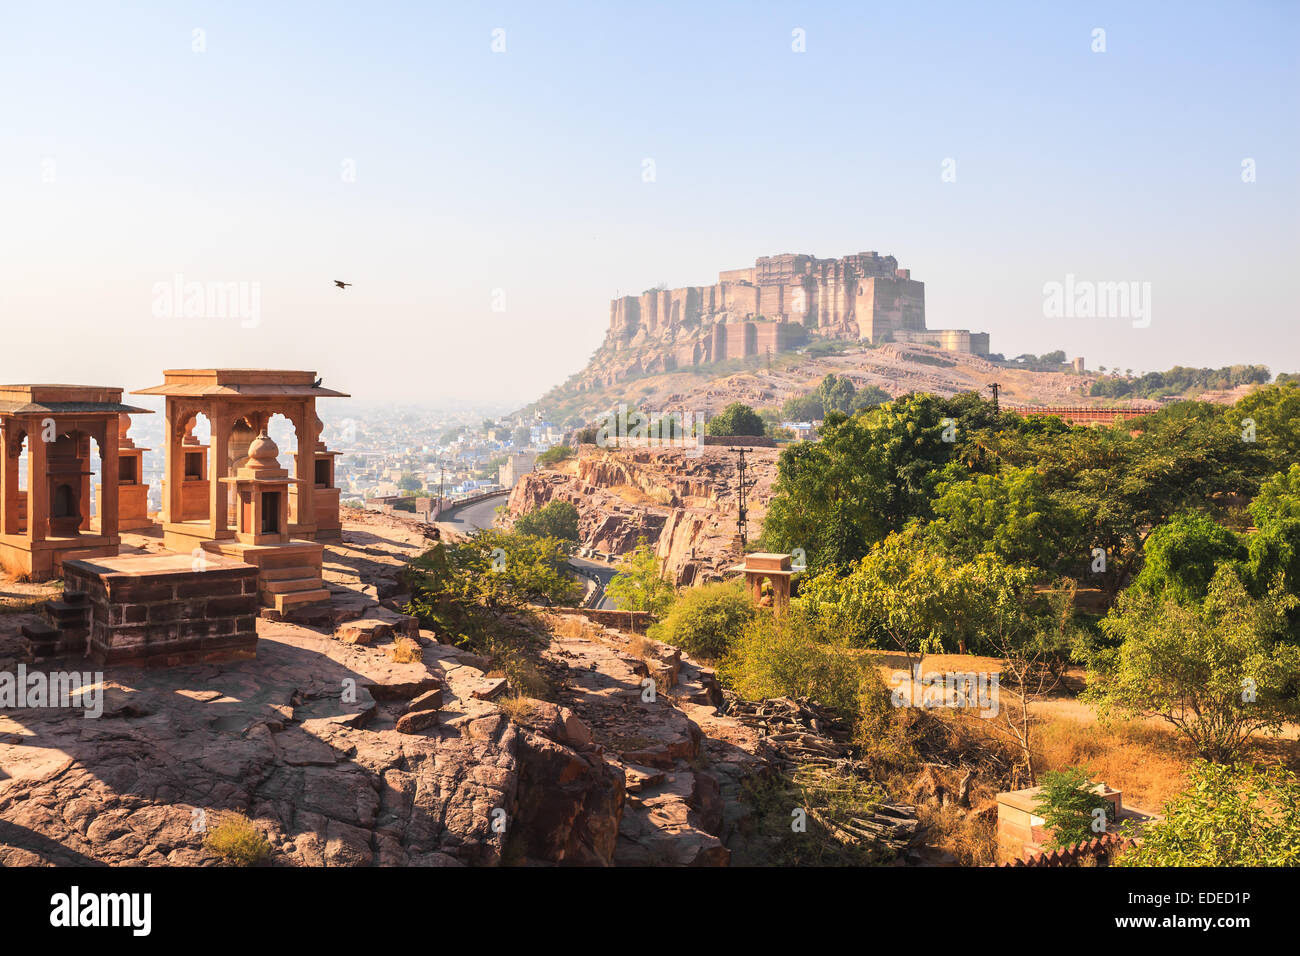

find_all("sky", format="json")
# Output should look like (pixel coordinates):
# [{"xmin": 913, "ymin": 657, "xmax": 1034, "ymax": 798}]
[{"xmin": 1, "ymin": 1, "xmax": 1296, "ymax": 406}]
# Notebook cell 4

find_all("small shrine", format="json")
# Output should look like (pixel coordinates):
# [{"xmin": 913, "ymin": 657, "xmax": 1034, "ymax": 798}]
[
  {"xmin": 729, "ymin": 552, "xmax": 795, "ymax": 613},
  {"xmin": 221, "ymin": 430, "xmax": 292, "ymax": 546},
  {"xmin": 0, "ymin": 385, "xmax": 152, "ymax": 579}
]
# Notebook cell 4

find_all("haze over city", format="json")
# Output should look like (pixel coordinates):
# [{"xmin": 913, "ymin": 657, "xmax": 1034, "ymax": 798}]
[{"xmin": 3, "ymin": 0, "xmax": 1297, "ymax": 405}]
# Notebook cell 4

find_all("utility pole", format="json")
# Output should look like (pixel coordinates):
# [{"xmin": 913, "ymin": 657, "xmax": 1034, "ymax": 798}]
[
  {"xmin": 729, "ymin": 446, "xmax": 751, "ymax": 549},
  {"xmin": 987, "ymin": 382, "xmax": 1001, "ymax": 412}
]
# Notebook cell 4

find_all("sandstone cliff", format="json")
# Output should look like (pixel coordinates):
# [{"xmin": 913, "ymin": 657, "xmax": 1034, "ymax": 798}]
[{"xmin": 505, "ymin": 444, "xmax": 781, "ymax": 585}]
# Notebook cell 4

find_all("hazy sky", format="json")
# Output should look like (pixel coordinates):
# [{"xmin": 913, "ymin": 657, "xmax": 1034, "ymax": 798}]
[{"xmin": 2, "ymin": 1, "xmax": 1296, "ymax": 405}]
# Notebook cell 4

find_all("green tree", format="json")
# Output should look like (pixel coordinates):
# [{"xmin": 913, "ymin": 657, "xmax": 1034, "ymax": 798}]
[
  {"xmin": 1033, "ymin": 766, "xmax": 1114, "ymax": 849},
  {"xmin": 926, "ymin": 466, "xmax": 1079, "ymax": 569},
  {"xmin": 1130, "ymin": 513, "xmax": 1246, "ymax": 605},
  {"xmin": 1230, "ymin": 382, "xmax": 1300, "ymax": 466},
  {"xmin": 1119, "ymin": 761, "xmax": 1300, "ymax": 867},
  {"xmin": 781, "ymin": 392, "xmax": 824, "ymax": 421},
  {"xmin": 605, "ymin": 538, "xmax": 676, "ymax": 617},
  {"xmin": 514, "ymin": 500, "xmax": 580, "ymax": 542},
  {"xmin": 648, "ymin": 579, "xmax": 753, "ymax": 660},
  {"xmin": 1085, "ymin": 568, "xmax": 1300, "ymax": 762},
  {"xmin": 797, "ymin": 531, "xmax": 1039, "ymax": 658},
  {"xmin": 761, "ymin": 393, "xmax": 1000, "ymax": 571},
  {"xmin": 1250, "ymin": 464, "xmax": 1300, "ymax": 527},
  {"xmin": 817, "ymin": 374, "xmax": 858, "ymax": 415},
  {"xmin": 707, "ymin": 402, "xmax": 765, "ymax": 437}
]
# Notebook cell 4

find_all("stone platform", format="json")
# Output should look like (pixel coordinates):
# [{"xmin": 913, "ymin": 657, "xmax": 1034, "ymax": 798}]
[{"xmin": 63, "ymin": 552, "xmax": 260, "ymax": 667}]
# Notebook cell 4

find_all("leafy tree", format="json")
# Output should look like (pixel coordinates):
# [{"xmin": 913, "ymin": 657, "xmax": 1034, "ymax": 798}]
[
  {"xmin": 605, "ymin": 538, "xmax": 676, "ymax": 617},
  {"xmin": 761, "ymin": 393, "xmax": 1004, "ymax": 571},
  {"xmin": 1130, "ymin": 513, "xmax": 1246, "ymax": 604},
  {"xmin": 1084, "ymin": 568, "xmax": 1300, "ymax": 762},
  {"xmin": 797, "ymin": 531, "xmax": 1039, "ymax": 658},
  {"xmin": 512, "ymin": 425, "xmax": 533, "ymax": 447},
  {"xmin": 1250, "ymin": 464, "xmax": 1300, "ymax": 527},
  {"xmin": 707, "ymin": 402, "xmax": 765, "ymax": 437},
  {"xmin": 1231, "ymin": 382, "xmax": 1300, "ymax": 467},
  {"xmin": 926, "ymin": 466, "xmax": 1080, "ymax": 569},
  {"xmin": 817, "ymin": 374, "xmax": 857, "ymax": 415},
  {"xmin": 398, "ymin": 473, "xmax": 423, "ymax": 493},
  {"xmin": 514, "ymin": 500, "xmax": 580, "ymax": 542},
  {"xmin": 1026, "ymin": 402, "xmax": 1270, "ymax": 594},
  {"xmin": 1033, "ymin": 766, "xmax": 1114, "ymax": 849},
  {"xmin": 648, "ymin": 579, "xmax": 753, "ymax": 660},
  {"xmin": 781, "ymin": 392, "xmax": 824, "ymax": 421},
  {"xmin": 1118, "ymin": 761, "xmax": 1300, "ymax": 867}
]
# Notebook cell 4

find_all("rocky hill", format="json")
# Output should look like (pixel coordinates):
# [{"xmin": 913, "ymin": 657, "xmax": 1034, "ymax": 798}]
[
  {"xmin": 0, "ymin": 511, "xmax": 929, "ymax": 866},
  {"xmin": 530, "ymin": 341, "xmax": 1101, "ymax": 425}
]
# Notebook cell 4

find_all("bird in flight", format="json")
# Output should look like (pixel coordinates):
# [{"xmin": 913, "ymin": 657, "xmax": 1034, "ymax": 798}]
[{"xmin": 334, "ymin": 280, "xmax": 351, "ymax": 289}]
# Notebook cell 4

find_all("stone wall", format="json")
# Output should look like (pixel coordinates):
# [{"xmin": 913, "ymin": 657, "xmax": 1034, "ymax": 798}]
[{"xmin": 64, "ymin": 554, "xmax": 260, "ymax": 667}]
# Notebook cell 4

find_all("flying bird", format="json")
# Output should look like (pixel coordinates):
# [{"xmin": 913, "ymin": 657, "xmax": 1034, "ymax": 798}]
[{"xmin": 334, "ymin": 280, "xmax": 351, "ymax": 289}]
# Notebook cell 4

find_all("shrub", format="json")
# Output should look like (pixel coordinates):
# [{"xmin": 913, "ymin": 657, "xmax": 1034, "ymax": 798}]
[
  {"xmin": 205, "ymin": 813, "xmax": 272, "ymax": 866},
  {"xmin": 605, "ymin": 538, "xmax": 675, "ymax": 617},
  {"xmin": 1032, "ymin": 766, "xmax": 1114, "ymax": 849},
  {"xmin": 718, "ymin": 611, "xmax": 864, "ymax": 718},
  {"xmin": 648, "ymin": 580, "xmax": 753, "ymax": 660},
  {"xmin": 536, "ymin": 445, "xmax": 573, "ymax": 468},
  {"xmin": 1118, "ymin": 761, "xmax": 1300, "ymax": 866}
]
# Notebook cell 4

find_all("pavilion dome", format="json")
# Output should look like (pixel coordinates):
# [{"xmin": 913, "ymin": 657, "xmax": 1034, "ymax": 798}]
[{"xmin": 246, "ymin": 431, "xmax": 281, "ymax": 471}]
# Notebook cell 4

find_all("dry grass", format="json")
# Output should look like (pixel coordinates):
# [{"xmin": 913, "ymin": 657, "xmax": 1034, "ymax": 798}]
[
  {"xmin": 388, "ymin": 637, "xmax": 422, "ymax": 663},
  {"xmin": 609, "ymin": 483, "xmax": 662, "ymax": 507},
  {"xmin": 204, "ymin": 813, "xmax": 272, "ymax": 866},
  {"xmin": 498, "ymin": 694, "xmax": 539, "ymax": 723},
  {"xmin": 915, "ymin": 800, "xmax": 999, "ymax": 866},
  {"xmin": 1033, "ymin": 715, "xmax": 1196, "ymax": 812},
  {"xmin": 546, "ymin": 613, "xmax": 600, "ymax": 641},
  {"xmin": 626, "ymin": 634, "xmax": 657, "ymax": 661}
]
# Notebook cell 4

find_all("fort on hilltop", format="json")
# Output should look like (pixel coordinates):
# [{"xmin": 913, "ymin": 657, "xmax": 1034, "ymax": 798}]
[{"xmin": 590, "ymin": 251, "xmax": 989, "ymax": 388}]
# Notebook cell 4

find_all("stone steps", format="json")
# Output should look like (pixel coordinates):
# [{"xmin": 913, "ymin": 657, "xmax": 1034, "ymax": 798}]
[
  {"xmin": 263, "ymin": 575, "xmax": 323, "ymax": 595},
  {"xmin": 264, "ymin": 587, "xmax": 332, "ymax": 612}
]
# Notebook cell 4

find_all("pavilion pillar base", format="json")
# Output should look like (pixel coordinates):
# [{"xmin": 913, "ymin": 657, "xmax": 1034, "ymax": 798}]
[
  {"xmin": 162, "ymin": 522, "xmax": 235, "ymax": 557},
  {"xmin": 0, "ymin": 534, "xmax": 120, "ymax": 582},
  {"xmin": 200, "ymin": 538, "xmax": 329, "ymax": 613}
]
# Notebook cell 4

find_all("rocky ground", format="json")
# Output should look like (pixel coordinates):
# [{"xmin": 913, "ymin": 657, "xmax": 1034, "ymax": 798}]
[{"xmin": 0, "ymin": 511, "xmax": 916, "ymax": 867}]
